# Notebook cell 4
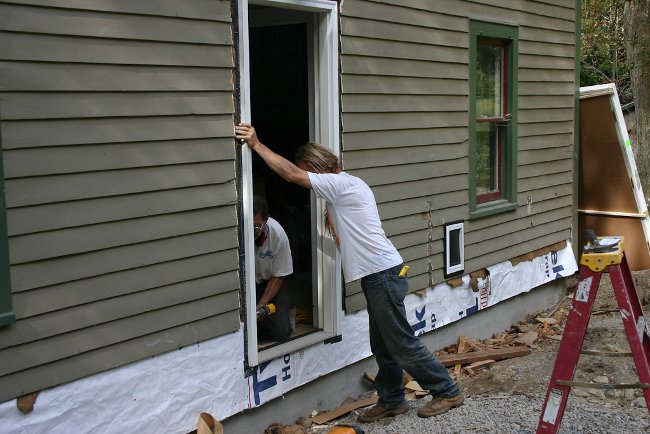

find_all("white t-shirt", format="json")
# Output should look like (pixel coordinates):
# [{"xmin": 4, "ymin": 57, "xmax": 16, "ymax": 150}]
[
  {"xmin": 308, "ymin": 171, "xmax": 403, "ymax": 283},
  {"xmin": 255, "ymin": 217, "xmax": 293, "ymax": 284}
]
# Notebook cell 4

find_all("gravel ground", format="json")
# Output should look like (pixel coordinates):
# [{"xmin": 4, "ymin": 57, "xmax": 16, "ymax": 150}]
[
  {"xmin": 319, "ymin": 394, "xmax": 650, "ymax": 434},
  {"xmin": 301, "ymin": 271, "xmax": 650, "ymax": 434}
]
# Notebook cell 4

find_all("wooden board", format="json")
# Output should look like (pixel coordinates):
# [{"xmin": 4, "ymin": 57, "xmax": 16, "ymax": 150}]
[
  {"xmin": 437, "ymin": 347, "xmax": 532, "ymax": 367},
  {"xmin": 311, "ymin": 395, "xmax": 379, "ymax": 424},
  {"xmin": 579, "ymin": 214, "xmax": 650, "ymax": 270}
]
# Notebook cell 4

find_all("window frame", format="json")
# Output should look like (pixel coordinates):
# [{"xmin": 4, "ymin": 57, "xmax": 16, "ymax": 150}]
[
  {"xmin": 0, "ymin": 124, "xmax": 15, "ymax": 327},
  {"xmin": 469, "ymin": 21, "xmax": 519, "ymax": 218},
  {"xmin": 443, "ymin": 221, "xmax": 465, "ymax": 278},
  {"xmin": 237, "ymin": 0, "xmax": 341, "ymax": 368}
]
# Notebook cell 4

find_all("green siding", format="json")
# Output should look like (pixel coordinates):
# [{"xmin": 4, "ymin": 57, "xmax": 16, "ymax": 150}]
[
  {"xmin": 0, "ymin": 0, "xmax": 578, "ymax": 403},
  {"xmin": 341, "ymin": 0, "xmax": 577, "ymax": 308},
  {"xmin": 0, "ymin": 0, "xmax": 238, "ymax": 403}
]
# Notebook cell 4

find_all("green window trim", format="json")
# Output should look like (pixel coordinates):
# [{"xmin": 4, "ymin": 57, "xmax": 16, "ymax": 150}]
[
  {"xmin": 469, "ymin": 20, "xmax": 519, "ymax": 219},
  {"xmin": 0, "ymin": 123, "xmax": 15, "ymax": 327}
]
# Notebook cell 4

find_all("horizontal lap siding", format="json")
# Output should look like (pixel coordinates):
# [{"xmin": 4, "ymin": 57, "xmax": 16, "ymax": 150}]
[
  {"xmin": 0, "ymin": 1, "xmax": 238, "ymax": 402},
  {"xmin": 341, "ymin": 0, "xmax": 575, "ymax": 312}
]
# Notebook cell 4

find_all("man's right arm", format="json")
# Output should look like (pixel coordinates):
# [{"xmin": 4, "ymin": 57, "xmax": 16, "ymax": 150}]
[
  {"xmin": 254, "ymin": 142, "xmax": 312, "ymax": 189},
  {"xmin": 235, "ymin": 123, "xmax": 312, "ymax": 189}
]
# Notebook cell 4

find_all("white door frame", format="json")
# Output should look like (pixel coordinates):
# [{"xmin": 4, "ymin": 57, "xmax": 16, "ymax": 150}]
[{"xmin": 237, "ymin": 0, "xmax": 341, "ymax": 367}]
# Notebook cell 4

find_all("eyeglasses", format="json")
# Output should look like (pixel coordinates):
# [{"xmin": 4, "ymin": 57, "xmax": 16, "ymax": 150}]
[{"xmin": 254, "ymin": 224, "xmax": 266, "ymax": 238}]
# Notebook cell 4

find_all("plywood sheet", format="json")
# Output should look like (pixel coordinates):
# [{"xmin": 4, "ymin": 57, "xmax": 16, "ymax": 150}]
[
  {"xmin": 579, "ymin": 85, "xmax": 650, "ymax": 270},
  {"xmin": 579, "ymin": 96, "xmax": 639, "ymax": 213},
  {"xmin": 578, "ymin": 214, "xmax": 650, "ymax": 271}
]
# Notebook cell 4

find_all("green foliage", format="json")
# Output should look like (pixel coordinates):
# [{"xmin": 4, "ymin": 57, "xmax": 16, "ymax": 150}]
[
  {"xmin": 476, "ymin": 44, "xmax": 501, "ymax": 117},
  {"xmin": 581, "ymin": 0, "xmax": 633, "ymax": 104}
]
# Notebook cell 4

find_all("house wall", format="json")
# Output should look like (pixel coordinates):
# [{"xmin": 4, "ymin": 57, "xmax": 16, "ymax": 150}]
[
  {"xmin": 0, "ymin": 0, "xmax": 577, "ymax": 407},
  {"xmin": 0, "ymin": 0, "xmax": 241, "ymax": 402},
  {"xmin": 340, "ymin": 0, "xmax": 576, "ymax": 311}
]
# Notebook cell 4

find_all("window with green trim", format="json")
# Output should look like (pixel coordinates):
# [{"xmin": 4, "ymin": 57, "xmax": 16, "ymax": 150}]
[
  {"xmin": 470, "ymin": 21, "xmax": 519, "ymax": 218},
  {"xmin": 0, "ymin": 128, "xmax": 15, "ymax": 327}
]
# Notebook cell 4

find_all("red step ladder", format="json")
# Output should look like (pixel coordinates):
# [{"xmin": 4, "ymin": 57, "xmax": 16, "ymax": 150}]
[{"xmin": 537, "ymin": 236, "xmax": 650, "ymax": 433}]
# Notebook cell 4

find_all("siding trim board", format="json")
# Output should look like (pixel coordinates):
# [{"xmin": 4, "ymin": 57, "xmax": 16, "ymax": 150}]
[
  {"xmin": 0, "ymin": 291, "xmax": 240, "ymax": 376},
  {"xmin": 0, "ymin": 32, "xmax": 234, "ymax": 66},
  {"xmin": 341, "ymin": 0, "xmax": 467, "ymax": 32},
  {"xmin": 6, "ymin": 182, "xmax": 236, "ymax": 236},
  {"xmin": 9, "ymin": 206, "xmax": 236, "ymax": 264},
  {"xmin": 12, "ymin": 252, "xmax": 239, "ymax": 318},
  {"xmin": 376, "ymin": 0, "xmax": 575, "ymax": 31},
  {"xmin": 5, "ymin": 161, "xmax": 236, "ymax": 208},
  {"xmin": 10, "ymin": 227, "xmax": 238, "ymax": 292},
  {"xmin": 0, "ymin": 1, "xmax": 232, "ymax": 23},
  {"xmin": 4, "ymin": 138, "xmax": 237, "ymax": 178},
  {"xmin": 0, "ymin": 92, "xmax": 234, "ymax": 121},
  {"xmin": 572, "ymin": 0, "xmax": 580, "ymax": 256},
  {"xmin": 5, "ymin": 272, "xmax": 240, "ymax": 346},
  {"xmin": 342, "ymin": 36, "xmax": 468, "ymax": 63},
  {"xmin": 0, "ymin": 311, "xmax": 241, "ymax": 404}
]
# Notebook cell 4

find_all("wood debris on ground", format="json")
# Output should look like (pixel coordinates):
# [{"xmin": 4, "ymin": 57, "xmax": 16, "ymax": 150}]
[
  {"xmin": 432, "ymin": 304, "xmax": 569, "ymax": 381},
  {"xmin": 310, "ymin": 395, "xmax": 379, "ymax": 424},
  {"xmin": 404, "ymin": 379, "xmax": 430, "ymax": 401},
  {"xmin": 264, "ymin": 422, "xmax": 309, "ymax": 434},
  {"xmin": 453, "ymin": 335, "xmax": 467, "ymax": 380},
  {"xmin": 16, "ymin": 391, "xmax": 39, "ymax": 414},
  {"xmin": 293, "ymin": 302, "xmax": 570, "ymax": 433},
  {"xmin": 464, "ymin": 359, "xmax": 495, "ymax": 376},
  {"xmin": 359, "ymin": 303, "xmax": 568, "ymax": 388}
]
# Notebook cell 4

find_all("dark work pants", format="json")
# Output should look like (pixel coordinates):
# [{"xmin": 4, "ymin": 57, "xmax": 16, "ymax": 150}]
[
  {"xmin": 361, "ymin": 263, "xmax": 460, "ymax": 407},
  {"xmin": 256, "ymin": 281, "xmax": 292, "ymax": 342}
]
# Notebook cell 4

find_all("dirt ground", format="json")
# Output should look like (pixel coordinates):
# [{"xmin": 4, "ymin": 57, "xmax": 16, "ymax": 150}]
[{"xmin": 458, "ymin": 269, "xmax": 650, "ymax": 406}]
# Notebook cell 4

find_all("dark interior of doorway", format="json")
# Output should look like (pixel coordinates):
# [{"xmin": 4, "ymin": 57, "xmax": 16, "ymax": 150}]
[{"xmin": 249, "ymin": 18, "xmax": 318, "ymax": 349}]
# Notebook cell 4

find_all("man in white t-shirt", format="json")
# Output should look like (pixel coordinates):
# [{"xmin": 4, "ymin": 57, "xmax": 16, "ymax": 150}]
[
  {"xmin": 253, "ymin": 196, "xmax": 294, "ymax": 342},
  {"xmin": 236, "ymin": 124, "xmax": 463, "ymax": 422}
]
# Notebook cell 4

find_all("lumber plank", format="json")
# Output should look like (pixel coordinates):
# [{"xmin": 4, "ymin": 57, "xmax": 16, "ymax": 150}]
[
  {"xmin": 454, "ymin": 335, "xmax": 466, "ymax": 380},
  {"xmin": 437, "ymin": 347, "xmax": 531, "ymax": 367},
  {"xmin": 311, "ymin": 395, "xmax": 378, "ymax": 424}
]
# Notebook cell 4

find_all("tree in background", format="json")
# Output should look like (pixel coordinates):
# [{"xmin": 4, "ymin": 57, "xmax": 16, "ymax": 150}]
[
  {"xmin": 623, "ymin": 0, "xmax": 650, "ymax": 197},
  {"xmin": 582, "ymin": 0, "xmax": 650, "ymax": 199},
  {"xmin": 581, "ymin": 0, "xmax": 632, "ymax": 103}
]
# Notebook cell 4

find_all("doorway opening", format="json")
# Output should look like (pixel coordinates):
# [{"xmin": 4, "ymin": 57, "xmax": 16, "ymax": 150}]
[
  {"xmin": 250, "ymin": 11, "xmax": 315, "ymax": 349},
  {"xmin": 238, "ymin": 0, "xmax": 341, "ymax": 366}
]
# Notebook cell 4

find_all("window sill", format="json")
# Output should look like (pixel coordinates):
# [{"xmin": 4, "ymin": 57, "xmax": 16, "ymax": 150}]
[
  {"xmin": 0, "ymin": 311, "xmax": 16, "ymax": 327},
  {"xmin": 257, "ymin": 330, "xmax": 335, "ymax": 364},
  {"xmin": 470, "ymin": 200, "xmax": 518, "ymax": 219}
]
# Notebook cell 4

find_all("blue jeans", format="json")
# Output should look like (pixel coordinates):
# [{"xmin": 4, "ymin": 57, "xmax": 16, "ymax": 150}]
[{"xmin": 361, "ymin": 264, "xmax": 460, "ymax": 408}]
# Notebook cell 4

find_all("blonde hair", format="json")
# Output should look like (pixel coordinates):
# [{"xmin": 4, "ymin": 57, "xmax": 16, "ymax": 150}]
[{"xmin": 295, "ymin": 142, "xmax": 339, "ymax": 173}]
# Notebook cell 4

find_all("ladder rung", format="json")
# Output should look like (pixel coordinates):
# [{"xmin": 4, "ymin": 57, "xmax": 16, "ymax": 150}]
[
  {"xmin": 580, "ymin": 350, "xmax": 633, "ymax": 357},
  {"xmin": 556, "ymin": 380, "xmax": 649, "ymax": 389}
]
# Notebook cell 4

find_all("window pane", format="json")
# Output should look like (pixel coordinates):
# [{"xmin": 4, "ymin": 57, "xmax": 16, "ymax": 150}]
[
  {"xmin": 449, "ymin": 228, "xmax": 461, "ymax": 266},
  {"xmin": 476, "ymin": 121, "xmax": 499, "ymax": 193},
  {"xmin": 476, "ymin": 43, "xmax": 503, "ymax": 118},
  {"xmin": 475, "ymin": 41, "xmax": 504, "ymax": 196}
]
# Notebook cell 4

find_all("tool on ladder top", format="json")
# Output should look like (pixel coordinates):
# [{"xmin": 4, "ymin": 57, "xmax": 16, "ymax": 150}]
[{"xmin": 536, "ymin": 230, "xmax": 650, "ymax": 434}]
